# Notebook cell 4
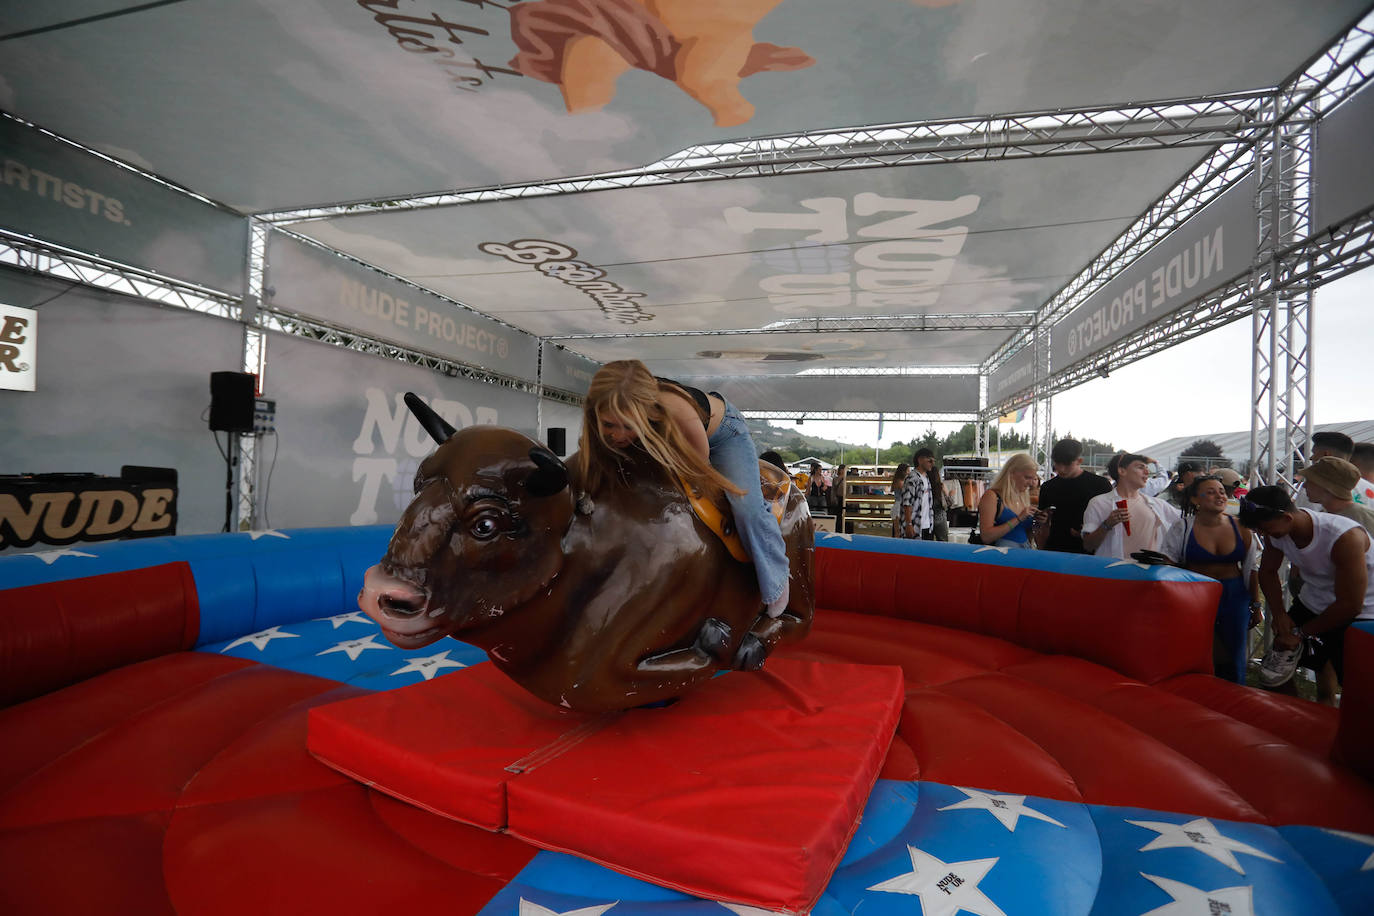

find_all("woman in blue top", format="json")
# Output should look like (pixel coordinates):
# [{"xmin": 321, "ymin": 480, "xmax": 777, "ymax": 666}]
[
  {"xmin": 1164, "ymin": 475, "xmax": 1261, "ymax": 683},
  {"xmin": 977, "ymin": 453, "xmax": 1048, "ymax": 548}
]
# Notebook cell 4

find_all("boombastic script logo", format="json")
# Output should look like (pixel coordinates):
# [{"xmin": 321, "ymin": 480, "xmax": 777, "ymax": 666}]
[
  {"xmin": 479, "ymin": 239, "xmax": 655, "ymax": 325},
  {"xmin": 356, "ymin": 0, "xmax": 522, "ymax": 92}
]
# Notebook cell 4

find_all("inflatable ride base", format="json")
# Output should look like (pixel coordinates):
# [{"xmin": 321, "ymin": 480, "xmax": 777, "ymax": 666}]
[{"xmin": 307, "ymin": 657, "xmax": 905, "ymax": 912}]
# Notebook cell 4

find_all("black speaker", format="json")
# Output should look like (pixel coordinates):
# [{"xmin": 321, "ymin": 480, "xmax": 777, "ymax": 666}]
[
  {"xmin": 209, "ymin": 371, "xmax": 256, "ymax": 432},
  {"xmin": 547, "ymin": 427, "xmax": 567, "ymax": 457}
]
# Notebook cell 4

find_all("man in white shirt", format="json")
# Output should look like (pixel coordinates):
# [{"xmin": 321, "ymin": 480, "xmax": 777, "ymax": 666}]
[
  {"xmin": 1082, "ymin": 452, "xmax": 1182, "ymax": 560},
  {"xmin": 1242, "ymin": 485, "xmax": 1374, "ymax": 703}
]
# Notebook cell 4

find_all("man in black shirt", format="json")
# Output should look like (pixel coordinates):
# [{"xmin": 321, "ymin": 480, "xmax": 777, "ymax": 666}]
[{"xmin": 1034, "ymin": 438, "xmax": 1113, "ymax": 553}]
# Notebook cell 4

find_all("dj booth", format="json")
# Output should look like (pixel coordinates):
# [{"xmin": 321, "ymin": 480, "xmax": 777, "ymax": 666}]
[{"xmin": 0, "ymin": 467, "xmax": 177, "ymax": 552}]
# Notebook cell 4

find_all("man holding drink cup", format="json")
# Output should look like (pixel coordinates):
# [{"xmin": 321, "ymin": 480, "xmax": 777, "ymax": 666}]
[{"xmin": 1082, "ymin": 452, "xmax": 1182, "ymax": 559}]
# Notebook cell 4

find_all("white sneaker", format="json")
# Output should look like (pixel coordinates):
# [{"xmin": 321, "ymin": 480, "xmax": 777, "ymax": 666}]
[{"xmin": 1257, "ymin": 639, "xmax": 1303, "ymax": 688}]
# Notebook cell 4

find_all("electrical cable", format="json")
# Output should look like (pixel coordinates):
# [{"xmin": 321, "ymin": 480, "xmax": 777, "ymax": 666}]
[{"xmin": 259, "ymin": 429, "xmax": 279, "ymax": 529}]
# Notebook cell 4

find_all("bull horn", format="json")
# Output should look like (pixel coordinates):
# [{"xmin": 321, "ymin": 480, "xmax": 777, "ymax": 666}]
[
  {"xmin": 526, "ymin": 446, "xmax": 570, "ymax": 497},
  {"xmin": 404, "ymin": 392, "xmax": 456, "ymax": 444}
]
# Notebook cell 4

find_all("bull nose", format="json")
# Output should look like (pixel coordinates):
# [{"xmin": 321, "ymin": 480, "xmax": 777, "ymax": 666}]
[
  {"xmin": 380, "ymin": 590, "xmax": 426, "ymax": 618},
  {"xmin": 359, "ymin": 564, "xmax": 431, "ymax": 622}
]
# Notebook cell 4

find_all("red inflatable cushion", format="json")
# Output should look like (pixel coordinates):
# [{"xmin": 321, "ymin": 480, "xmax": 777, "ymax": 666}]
[
  {"xmin": 1336, "ymin": 624, "xmax": 1374, "ymax": 779},
  {"xmin": 308, "ymin": 658, "xmax": 904, "ymax": 912},
  {"xmin": 813, "ymin": 548, "xmax": 1218, "ymax": 683},
  {"xmin": 0, "ymin": 563, "xmax": 199, "ymax": 707}
]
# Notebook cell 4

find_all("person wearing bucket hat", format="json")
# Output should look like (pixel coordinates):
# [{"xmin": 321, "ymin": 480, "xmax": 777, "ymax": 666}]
[
  {"xmin": 1240, "ymin": 484, "xmax": 1374, "ymax": 702},
  {"xmin": 1214, "ymin": 467, "xmax": 1245, "ymax": 495},
  {"xmin": 1300, "ymin": 457, "xmax": 1374, "ymax": 536}
]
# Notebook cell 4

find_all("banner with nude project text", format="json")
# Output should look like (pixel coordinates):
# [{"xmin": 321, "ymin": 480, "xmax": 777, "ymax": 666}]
[
  {"xmin": 0, "ymin": 117, "xmax": 247, "ymax": 295},
  {"xmin": 1050, "ymin": 175, "xmax": 1257, "ymax": 373},
  {"xmin": 541, "ymin": 344, "xmax": 599, "ymax": 396},
  {"xmin": 987, "ymin": 345, "xmax": 1035, "ymax": 411},
  {"xmin": 265, "ymin": 231, "xmax": 538, "ymax": 381}
]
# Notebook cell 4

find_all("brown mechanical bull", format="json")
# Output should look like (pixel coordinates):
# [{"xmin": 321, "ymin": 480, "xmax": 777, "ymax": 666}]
[{"xmin": 358, "ymin": 394, "xmax": 815, "ymax": 712}]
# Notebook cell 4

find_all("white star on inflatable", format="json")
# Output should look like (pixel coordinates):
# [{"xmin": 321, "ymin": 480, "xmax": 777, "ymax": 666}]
[
  {"xmin": 820, "ymin": 531, "xmax": 853, "ymax": 542},
  {"xmin": 868, "ymin": 845, "xmax": 1007, "ymax": 916},
  {"xmin": 973, "ymin": 545, "xmax": 1011, "ymax": 556},
  {"xmin": 315, "ymin": 611, "xmax": 373, "ymax": 629},
  {"xmin": 25, "ymin": 548, "xmax": 97, "ymax": 565},
  {"xmin": 1324, "ymin": 828, "xmax": 1374, "ymax": 869},
  {"xmin": 245, "ymin": 529, "xmax": 290, "ymax": 540},
  {"xmin": 719, "ymin": 904, "xmax": 786, "ymax": 916},
  {"xmin": 1107, "ymin": 559, "xmax": 1152, "ymax": 570},
  {"xmin": 1126, "ymin": 817, "xmax": 1280, "ymax": 874},
  {"xmin": 390, "ymin": 650, "xmax": 467, "ymax": 680},
  {"xmin": 317, "ymin": 634, "xmax": 391, "ymax": 661},
  {"xmin": 222, "ymin": 625, "xmax": 300, "ymax": 652},
  {"xmin": 938, "ymin": 786, "xmax": 1067, "ymax": 832},
  {"xmin": 518, "ymin": 900, "xmax": 617, "ymax": 916},
  {"xmin": 1138, "ymin": 872, "xmax": 1255, "ymax": 916}
]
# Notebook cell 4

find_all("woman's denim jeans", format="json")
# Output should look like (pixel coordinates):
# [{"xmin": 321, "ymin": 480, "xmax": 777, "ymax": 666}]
[{"xmin": 706, "ymin": 400, "xmax": 790, "ymax": 605}]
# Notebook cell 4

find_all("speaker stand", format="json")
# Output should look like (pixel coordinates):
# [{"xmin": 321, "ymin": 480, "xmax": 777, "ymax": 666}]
[{"xmin": 222, "ymin": 434, "xmax": 238, "ymax": 533}]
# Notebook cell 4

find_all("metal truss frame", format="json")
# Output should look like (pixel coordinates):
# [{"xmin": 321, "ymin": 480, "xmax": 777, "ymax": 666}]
[
  {"xmin": 257, "ymin": 309, "xmax": 576, "ymax": 400},
  {"xmin": 259, "ymin": 92, "xmax": 1275, "ymax": 225},
  {"xmin": 1249, "ymin": 88, "xmax": 1315, "ymax": 488},
  {"xmin": 547, "ymin": 312, "xmax": 1033, "ymax": 341},
  {"xmin": 233, "ymin": 220, "xmax": 271, "ymax": 531},
  {"xmin": 743, "ymin": 410, "xmax": 977, "ymax": 424},
  {"xmin": 681, "ymin": 367, "xmax": 979, "ymax": 380},
  {"xmin": 1022, "ymin": 204, "xmax": 1374, "ymax": 408},
  {"xmin": 980, "ymin": 12, "xmax": 1373, "ymax": 474},
  {"xmin": 0, "ymin": 230, "xmax": 240, "ymax": 318}
]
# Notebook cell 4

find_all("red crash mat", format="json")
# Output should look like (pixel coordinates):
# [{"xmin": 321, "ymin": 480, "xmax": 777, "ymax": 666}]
[{"xmin": 307, "ymin": 658, "xmax": 904, "ymax": 912}]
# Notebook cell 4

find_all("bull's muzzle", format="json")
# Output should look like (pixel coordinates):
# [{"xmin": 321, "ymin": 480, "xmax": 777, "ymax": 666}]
[{"xmin": 359, "ymin": 564, "xmax": 441, "ymax": 637}]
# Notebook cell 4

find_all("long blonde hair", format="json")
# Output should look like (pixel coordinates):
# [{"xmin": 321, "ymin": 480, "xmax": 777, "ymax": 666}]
[
  {"xmin": 576, "ymin": 360, "xmax": 742, "ymax": 497},
  {"xmin": 989, "ymin": 452, "xmax": 1037, "ymax": 514}
]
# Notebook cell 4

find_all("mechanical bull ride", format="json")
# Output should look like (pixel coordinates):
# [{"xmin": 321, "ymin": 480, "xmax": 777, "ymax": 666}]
[{"xmin": 358, "ymin": 394, "xmax": 815, "ymax": 712}]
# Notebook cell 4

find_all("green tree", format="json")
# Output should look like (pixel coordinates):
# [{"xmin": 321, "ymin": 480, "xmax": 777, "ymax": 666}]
[
  {"xmin": 1184, "ymin": 439, "xmax": 1226, "ymax": 459},
  {"xmin": 942, "ymin": 423, "xmax": 978, "ymax": 455}
]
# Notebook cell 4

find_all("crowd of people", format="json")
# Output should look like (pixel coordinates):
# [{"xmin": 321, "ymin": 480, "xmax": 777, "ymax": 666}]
[
  {"xmin": 891, "ymin": 433, "xmax": 1374, "ymax": 704},
  {"xmin": 586, "ymin": 362, "xmax": 1372, "ymax": 709}
]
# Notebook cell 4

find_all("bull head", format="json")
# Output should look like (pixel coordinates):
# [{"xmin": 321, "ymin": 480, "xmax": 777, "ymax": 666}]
[{"xmin": 361, "ymin": 417, "xmax": 577, "ymax": 651}]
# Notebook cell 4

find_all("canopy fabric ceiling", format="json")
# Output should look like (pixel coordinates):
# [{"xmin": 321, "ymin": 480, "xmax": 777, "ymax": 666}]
[
  {"xmin": 1, "ymin": 0, "xmax": 1368, "ymax": 412},
  {"xmin": 1, "ymin": 0, "xmax": 1360, "ymax": 209},
  {"xmin": 292, "ymin": 150, "xmax": 1202, "ymax": 345}
]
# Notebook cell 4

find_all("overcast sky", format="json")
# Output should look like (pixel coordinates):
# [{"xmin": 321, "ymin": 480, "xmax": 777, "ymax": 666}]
[{"xmin": 762, "ymin": 265, "xmax": 1371, "ymax": 455}]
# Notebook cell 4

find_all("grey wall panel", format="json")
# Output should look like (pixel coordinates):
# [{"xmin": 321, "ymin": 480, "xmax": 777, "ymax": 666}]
[
  {"xmin": 260, "ymin": 331, "xmax": 538, "ymax": 528},
  {"xmin": 0, "ymin": 269, "xmax": 245, "ymax": 540}
]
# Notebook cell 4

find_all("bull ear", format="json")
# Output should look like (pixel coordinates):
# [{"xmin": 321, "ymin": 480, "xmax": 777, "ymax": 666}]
[
  {"xmin": 525, "ymin": 446, "xmax": 570, "ymax": 497},
  {"xmin": 404, "ymin": 392, "xmax": 457, "ymax": 445}
]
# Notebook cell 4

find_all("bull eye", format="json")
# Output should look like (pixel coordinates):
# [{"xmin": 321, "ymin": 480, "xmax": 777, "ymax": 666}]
[
  {"xmin": 413, "ymin": 468, "xmax": 426, "ymax": 495},
  {"xmin": 470, "ymin": 513, "xmax": 503, "ymax": 541}
]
